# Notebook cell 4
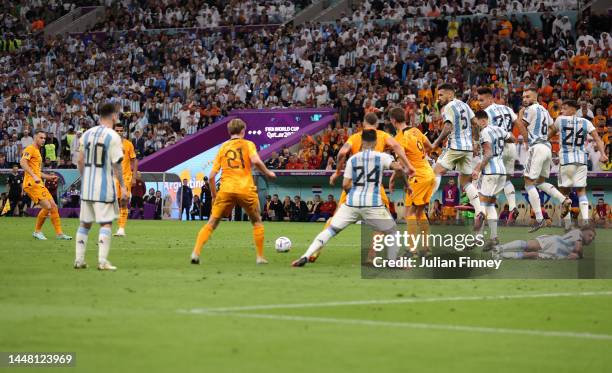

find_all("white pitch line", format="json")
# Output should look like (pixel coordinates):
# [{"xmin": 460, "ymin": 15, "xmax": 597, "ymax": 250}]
[
  {"xmin": 188, "ymin": 311, "xmax": 612, "ymax": 341},
  {"xmin": 183, "ymin": 291, "xmax": 612, "ymax": 313}
]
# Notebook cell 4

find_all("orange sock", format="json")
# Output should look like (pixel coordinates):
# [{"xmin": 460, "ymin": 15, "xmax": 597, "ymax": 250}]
[
  {"xmin": 35, "ymin": 208, "xmax": 49, "ymax": 232},
  {"xmin": 406, "ymin": 215, "xmax": 418, "ymax": 253},
  {"xmin": 416, "ymin": 211, "xmax": 430, "ymax": 252},
  {"xmin": 253, "ymin": 224, "xmax": 264, "ymax": 258},
  {"xmin": 50, "ymin": 208, "xmax": 62, "ymax": 235},
  {"xmin": 118, "ymin": 207, "xmax": 129, "ymax": 228},
  {"xmin": 193, "ymin": 224, "xmax": 214, "ymax": 256}
]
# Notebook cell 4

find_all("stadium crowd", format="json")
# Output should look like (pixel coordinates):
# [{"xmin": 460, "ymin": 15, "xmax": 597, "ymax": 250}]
[{"xmin": 0, "ymin": 1, "xmax": 611, "ymax": 175}]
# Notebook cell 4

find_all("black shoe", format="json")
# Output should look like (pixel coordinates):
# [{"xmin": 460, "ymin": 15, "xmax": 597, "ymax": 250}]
[
  {"xmin": 508, "ymin": 208, "xmax": 519, "ymax": 224},
  {"xmin": 292, "ymin": 257, "xmax": 308, "ymax": 267},
  {"xmin": 483, "ymin": 238, "xmax": 499, "ymax": 252},
  {"xmin": 560, "ymin": 198, "xmax": 572, "ymax": 218},
  {"xmin": 473, "ymin": 212, "xmax": 485, "ymax": 232},
  {"xmin": 528, "ymin": 220, "xmax": 546, "ymax": 233},
  {"xmin": 190, "ymin": 257, "xmax": 200, "ymax": 265}
]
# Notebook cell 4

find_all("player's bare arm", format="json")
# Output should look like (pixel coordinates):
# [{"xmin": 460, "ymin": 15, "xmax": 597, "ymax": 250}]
[
  {"xmin": 131, "ymin": 157, "xmax": 138, "ymax": 186},
  {"xmin": 208, "ymin": 169, "xmax": 218, "ymax": 200},
  {"xmin": 505, "ymin": 134, "xmax": 516, "ymax": 143},
  {"xmin": 472, "ymin": 141, "xmax": 492, "ymax": 180},
  {"xmin": 19, "ymin": 157, "xmax": 41, "ymax": 183},
  {"xmin": 471, "ymin": 117, "xmax": 480, "ymax": 142},
  {"xmin": 330, "ymin": 142, "xmax": 351, "ymax": 186},
  {"xmin": 341, "ymin": 175, "xmax": 352, "ymax": 193},
  {"xmin": 251, "ymin": 153, "xmax": 276, "ymax": 180},
  {"xmin": 113, "ymin": 160, "xmax": 128, "ymax": 202},
  {"xmin": 389, "ymin": 161, "xmax": 412, "ymax": 195},
  {"xmin": 77, "ymin": 149, "xmax": 85, "ymax": 175},
  {"xmin": 431, "ymin": 121, "xmax": 452, "ymax": 150},
  {"xmin": 590, "ymin": 130, "xmax": 609, "ymax": 163},
  {"xmin": 516, "ymin": 107, "xmax": 529, "ymax": 149}
]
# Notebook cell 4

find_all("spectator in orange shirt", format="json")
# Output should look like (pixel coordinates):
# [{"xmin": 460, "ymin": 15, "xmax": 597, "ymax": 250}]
[{"xmin": 498, "ymin": 19, "xmax": 513, "ymax": 38}]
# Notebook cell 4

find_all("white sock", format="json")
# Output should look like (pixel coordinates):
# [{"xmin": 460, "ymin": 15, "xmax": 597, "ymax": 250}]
[
  {"xmin": 564, "ymin": 212, "xmax": 572, "ymax": 229},
  {"xmin": 303, "ymin": 227, "xmax": 336, "ymax": 258},
  {"xmin": 500, "ymin": 240, "xmax": 527, "ymax": 252},
  {"xmin": 501, "ymin": 251, "xmax": 524, "ymax": 259},
  {"xmin": 578, "ymin": 195, "xmax": 589, "ymax": 222},
  {"xmin": 504, "ymin": 180, "xmax": 516, "ymax": 210},
  {"xmin": 464, "ymin": 182, "xmax": 483, "ymax": 214},
  {"xmin": 486, "ymin": 204, "xmax": 498, "ymax": 239},
  {"xmin": 75, "ymin": 226, "xmax": 89, "ymax": 263},
  {"xmin": 98, "ymin": 227, "xmax": 112, "ymax": 264},
  {"xmin": 537, "ymin": 182, "xmax": 566, "ymax": 203},
  {"xmin": 527, "ymin": 185, "xmax": 543, "ymax": 222}
]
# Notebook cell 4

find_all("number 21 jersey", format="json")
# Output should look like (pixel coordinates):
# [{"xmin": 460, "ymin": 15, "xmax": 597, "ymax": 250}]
[{"xmin": 212, "ymin": 138, "xmax": 258, "ymax": 192}]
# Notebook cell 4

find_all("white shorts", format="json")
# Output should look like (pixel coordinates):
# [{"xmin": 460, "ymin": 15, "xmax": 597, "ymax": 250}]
[
  {"xmin": 524, "ymin": 143, "xmax": 551, "ymax": 180},
  {"xmin": 558, "ymin": 164, "xmax": 587, "ymax": 188},
  {"xmin": 80, "ymin": 201, "xmax": 119, "ymax": 224},
  {"xmin": 478, "ymin": 174, "xmax": 506, "ymax": 198},
  {"xmin": 331, "ymin": 204, "xmax": 396, "ymax": 233},
  {"xmin": 437, "ymin": 149, "xmax": 473, "ymax": 175},
  {"xmin": 502, "ymin": 143, "xmax": 517, "ymax": 174}
]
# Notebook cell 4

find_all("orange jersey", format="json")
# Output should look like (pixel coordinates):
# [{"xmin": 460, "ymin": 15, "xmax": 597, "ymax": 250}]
[
  {"xmin": 395, "ymin": 127, "xmax": 434, "ymax": 177},
  {"xmin": 21, "ymin": 144, "xmax": 42, "ymax": 185},
  {"xmin": 121, "ymin": 139, "xmax": 136, "ymax": 180},
  {"xmin": 346, "ymin": 129, "xmax": 390, "ymax": 155},
  {"xmin": 212, "ymin": 138, "xmax": 258, "ymax": 192}
]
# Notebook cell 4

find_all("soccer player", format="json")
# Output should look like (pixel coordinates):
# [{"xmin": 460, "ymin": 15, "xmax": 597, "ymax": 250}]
[
  {"xmin": 308, "ymin": 112, "xmax": 414, "ymax": 262},
  {"xmin": 477, "ymin": 87, "xmax": 520, "ymax": 222},
  {"xmin": 74, "ymin": 103, "xmax": 127, "ymax": 270},
  {"xmin": 472, "ymin": 110, "xmax": 515, "ymax": 246},
  {"xmin": 491, "ymin": 225, "xmax": 595, "ymax": 260},
  {"xmin": 389, "ymin": 106, "xmax": 434, "ymax": 256},
  {"xmin": 516, "ymin": 87, "xmax": 571, "ymax": 232},
  {"xmin": 430, "ymin": 83, "xmax": 484, "ymax": 230},
  {"xmin": 548, "ymin": 100, "xmax": 608, "ymax": 228},
  {"xmin": 292, "ymin": 130, "xmax": 403, "ymax": 267},
  {"xmin": 113, "ymin": 123, "xmax": 137, "ymax": 237},
  {"xmin": 20, "ymin": 129, "xmax": 72, "ymax": 240},
  {"xmin": 190, "ymin": 119, "xmax": 276, "ymax": 265}
]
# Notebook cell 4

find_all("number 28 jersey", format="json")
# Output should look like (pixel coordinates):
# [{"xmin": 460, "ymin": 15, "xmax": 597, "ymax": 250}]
[
  {"xmin": 553, "ymin": 115, "xmax": 595, "ymax": 166},
  {"xmin": 212, "ymin": 138, "xmax": 258, "ymax": 193},
  {"xmin": 344, "ymin": 150, "xmax": 394, "ymax": 207},
  {"xmin": 442, "ymin": 99, "xmax": 475, "ymax": 152}
]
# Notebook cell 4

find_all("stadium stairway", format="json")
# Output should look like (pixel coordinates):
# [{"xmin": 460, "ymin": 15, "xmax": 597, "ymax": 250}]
[
  {"xmin": 289, "ymin": 0, "xmax": 351, "ymax": 26},
  {"xmin": 44, "ymin": 6, "xmax": 106, "ymax": 37},
  {"xmin": 139, "ymin": 108, "xmax": 336, "ymax": 172}
]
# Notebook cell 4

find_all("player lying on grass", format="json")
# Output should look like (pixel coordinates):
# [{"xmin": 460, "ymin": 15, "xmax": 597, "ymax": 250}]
[
  {"xmin": 292, "ymin": 129, "xmax": 407, "ymax": 267},
  {"xmin": 190, "ymin": 118, "xmax": 276, "ymax": 265},
  {"xmin": 307, "ymin": 112, "xmax": 415, "ymax": 263},
  {"xmin": 488, "ymin": 225, "xmax": 595, "ymax": 260}
]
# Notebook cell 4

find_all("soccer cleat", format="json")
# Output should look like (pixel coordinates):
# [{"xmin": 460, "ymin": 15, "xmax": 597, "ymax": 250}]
[
  {"xmin": 291, "ymin": 257, "xmax": 308, "ymax": 267},
  {"xmin": 483, "ymin": 238, "xmax": 499, "ymax": 252},
  {"xmin": 256, "ymin": 257, "xmax": 268, "ymax": 265},
  {"xmin": 508, "ymin": 208, "xmax": 519, "ymax": 224},
  {"xmin": 190, "ymin": 254, "xmax": 200, "ymax": 265},
  {"xmin": 473, "ymin": 212, "xmax": 485, "ymax": 232},
  {"xmin": 56, "ymin": 233, "xmax": 72, "ymax": 240},
  {"xmin": 74, "ymin": 261, "xmax": 88, "ymax": 269},
  {"xmin": 308, "ymin": 251, "xmax": 320, "ymax": 263},
  {"xmin": 97, "ymin": 261, "xmax": 117, "ymax": 271},
  {"xmin": 528, "ymin": 219, "xmax": 546, "ymax": 233},
  {"xmin": 113, "ymin": 228, "xmax": 126, "ymax": 237},
  {"xmin": 32, "ymin": 231, "xmax": 47, "ymax": 240},
  {"xmin": 560, "ymin": 198, "xmax": 572, "ymax": 218}
]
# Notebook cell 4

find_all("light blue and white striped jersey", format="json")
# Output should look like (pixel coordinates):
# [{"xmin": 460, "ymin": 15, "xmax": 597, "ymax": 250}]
[
  {"xmin": 541, "ymin": 229, "xmax": 582, "ymax": 258},
  {"xmin": 553, "ymin": 115, "xmax": 596, "ymax": 166},
  {"xmin": 344, "ymin": 150, "xmax": 394, "ymax": 207},
  {"xmin": 480, "ymin": 125, "xmax": 510, "ymax": 175},
  {"xmin": 523, "ymin": 103, "xmax": 553, "ymax": 146},
  {"xmin": 441, "ymin": 99, "xmax": 475, "ymax": 151},
  {"xmin": 484, "ymin": 103, "xmax": 517, "ymax": 132},
  {"xmin": 80, "ymin": 125, "xmax": 123, "ymax": 203}
]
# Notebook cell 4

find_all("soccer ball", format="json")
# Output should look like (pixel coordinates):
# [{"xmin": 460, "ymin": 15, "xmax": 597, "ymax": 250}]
[{"xmin": 275, "ymin": 237, "xmax": 292, "ymax": 253}]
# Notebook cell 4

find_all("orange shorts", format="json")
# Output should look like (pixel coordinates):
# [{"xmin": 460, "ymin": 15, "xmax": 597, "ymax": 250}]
[
  {"xmin": 116, "ymin": 177, "xmax": 132, "ymax": 199},
  {"xmin": 337, "ymin": 188, "xmax": 390, "ymax": 210},
  {"xmin": 405, "ymin": 175, "xmax": 435, "ymax": 207},
  {"xmin": 23, "ymin": 181, "xmax": 51, "ymax": 204},
  {"xmin": 442, "ymin": 206, "xmax": 456, "ymax": 219},
  {"xmin": 211, "ymin": 191, "xmax": 260, "ymax": 219}
]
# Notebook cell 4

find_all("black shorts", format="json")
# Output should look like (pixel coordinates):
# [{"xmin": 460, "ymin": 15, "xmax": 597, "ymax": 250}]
[{"xmin": 131, "ymin": 196, "xmax": 144, "ymax": 208}]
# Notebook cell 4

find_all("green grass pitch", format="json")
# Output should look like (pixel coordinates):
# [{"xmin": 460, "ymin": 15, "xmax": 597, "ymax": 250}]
[{"xmin": 1, "ymin": 218, "xmax": 612, "ymax": 372}]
